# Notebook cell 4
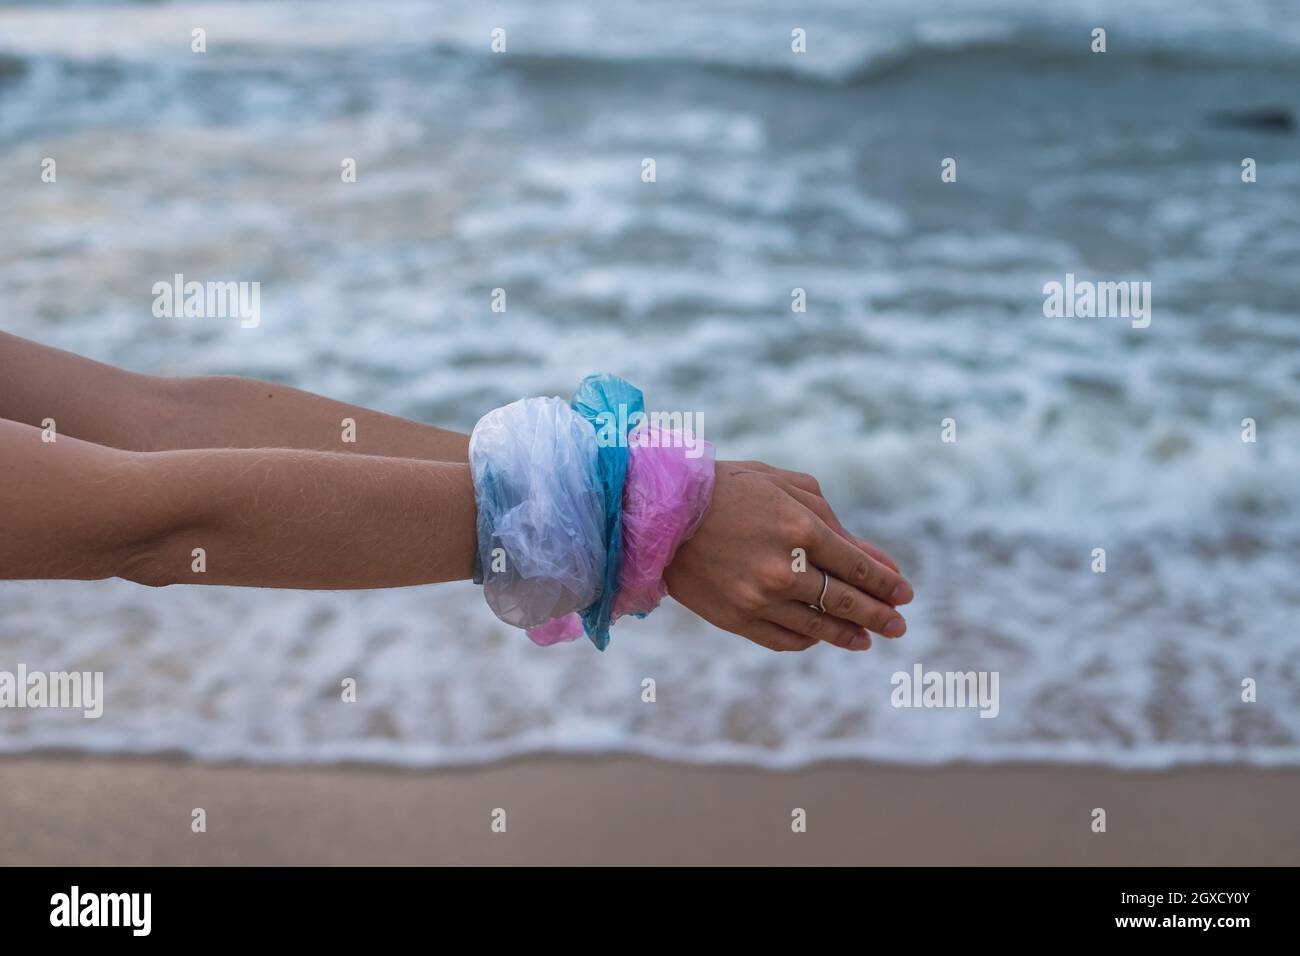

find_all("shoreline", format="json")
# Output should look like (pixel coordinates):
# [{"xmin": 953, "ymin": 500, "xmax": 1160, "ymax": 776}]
[{"xmin": 2, "ymin": 754, "xmax": 1297, "ymax": 865}]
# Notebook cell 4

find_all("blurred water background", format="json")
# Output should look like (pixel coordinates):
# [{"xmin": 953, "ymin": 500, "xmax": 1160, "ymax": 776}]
[{"xmin": 2, "ymin": 0, "xmax": 1299, "ymax": 767}]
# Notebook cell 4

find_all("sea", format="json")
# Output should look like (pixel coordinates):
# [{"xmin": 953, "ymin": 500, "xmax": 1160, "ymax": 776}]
[{"xmin": 1, "ymin": 0, "xmax": 1299, "ymax": 768}]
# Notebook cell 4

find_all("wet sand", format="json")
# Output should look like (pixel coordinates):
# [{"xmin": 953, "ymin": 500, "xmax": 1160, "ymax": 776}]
[{"xmin": 1, "ymin": 755, "xmax": 1296, "ymax": 865}]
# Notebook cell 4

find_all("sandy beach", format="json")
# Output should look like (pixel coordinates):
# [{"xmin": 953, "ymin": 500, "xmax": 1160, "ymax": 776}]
[{"xmin": 1, "ymin": 755, "xmax": 1296, "ymax": 866}]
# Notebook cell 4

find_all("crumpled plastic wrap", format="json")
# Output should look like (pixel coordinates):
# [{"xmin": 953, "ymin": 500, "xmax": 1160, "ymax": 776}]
[
  {"xmin": 567, "ymin": 373, "xmax": 645, "ymax": 650},
  {"xmin": 524, "ymin": 612, "xmax": 585, "ymax": 646},
  {"xmin": 469, "ymin": 397, "xmax": 606, "ymax": 630},
  {"xmin": 525, "ymin": 424, "xmax": 716, "ymax": 644},
  {"xmin": 614, "ymin": 425, "xmax": 715, "ymax": 618}
]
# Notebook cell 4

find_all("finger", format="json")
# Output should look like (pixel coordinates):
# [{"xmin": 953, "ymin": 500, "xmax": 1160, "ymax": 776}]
[
  {"xmin": 768, "ymin": 468, "xmax": 821, "ymax": 496},
  {"xmin": 791, "ymin": 570, "xmax": 906, "ymax": 637},
  {"xmin": 766, "ymin": 601, "xmax": 872, "ymax": 650},
  {"xmin": 737, "ymin": 619, "xmax": 818, "ymax": 653},
  {"xmin": 786, "ymin": 488, "xmax": 902, "ymax": 573},
  {"xmin": 788, "ymin": 487, "xmax": 841, "ymax": 527},
  {"xmin": 809, "ymin": 522, "xmax": 913, "ymax": 606},
  {"xmin": 853, "ymin": 537, "xmax": 900, "ymax": 573}
]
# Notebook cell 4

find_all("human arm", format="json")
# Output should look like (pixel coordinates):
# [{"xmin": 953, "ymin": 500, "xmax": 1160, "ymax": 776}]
[
  {"xmin": 0, "ymin": 331, "xmax": 912, "ymax": 648},
  {"xmin": 0, "ymin": 330, "xmax": 469, "ymax": 461},
  {"xmin": 0, "ymin": 417, "xmax": 475, "ymax": 589}
]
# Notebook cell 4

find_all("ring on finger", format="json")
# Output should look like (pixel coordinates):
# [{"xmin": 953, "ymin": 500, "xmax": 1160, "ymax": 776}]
[{"xmin": 809, "ymin": 569, "xmax": 829, "ymax": 614}]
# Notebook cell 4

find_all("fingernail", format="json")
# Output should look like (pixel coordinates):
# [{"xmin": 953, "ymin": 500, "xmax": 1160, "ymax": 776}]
[
  {"xmin": 850, "ymin": 633, "xmax": 871, "ymax": 651},
  {"xmin": 890, "ymin": 582, "xmax": 913, "ymax": 605},
  {"xmin": 882, "ymin": 617, "xmax": 906, "ymax": 637}
]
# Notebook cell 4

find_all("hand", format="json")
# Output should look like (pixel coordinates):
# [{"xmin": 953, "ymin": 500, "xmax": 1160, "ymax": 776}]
[{"xmin": 663, "ymin": 460, "xmax": 912, "ymax": 652}]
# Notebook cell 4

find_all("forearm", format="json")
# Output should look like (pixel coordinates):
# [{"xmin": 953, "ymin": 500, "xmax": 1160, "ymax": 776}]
[
  {"xmin": 125, "ymin": 447, "xmax": 477, "ymax": 589},
  {"xmin": 0, "ymin": 418, "xmax": 476, "ymax": 588},
  {"xmin": 0, "ymin": 330, "xmax": 176, "ymax": 452},
  {"xmin": 160, "ymin": 375, "xmax": 470, "ymax": 461},
  {"xmin": 0, "ymin": 331, "xmax": 470, "ymax": 461}
]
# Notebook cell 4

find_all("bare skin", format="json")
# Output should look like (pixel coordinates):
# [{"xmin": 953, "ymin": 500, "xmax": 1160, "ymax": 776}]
[
  {"xmin": 0, "ymin": 332, "xmax": 911, "ymax": 652},
  {"xmin": 0, "ymin": 418, "xmax": 477, "ymax": 588},
  {"xmin": 0, "ymin": 331, "xmax": 470, "ymax": 460}
]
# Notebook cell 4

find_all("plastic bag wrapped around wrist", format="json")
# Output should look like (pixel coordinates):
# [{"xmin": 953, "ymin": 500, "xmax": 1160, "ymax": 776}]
[
  {"xmin": 470, "ymin": 397, "xmax": 606, "ymax": 630},
  {"xmin": 525, "ymin": 424, "xmax": 715, "ymax": 644},
  {"xmin": 568, "ymin": 373, "xmax": 645, "ymax": 650},
  {"xmin": 614, "ymin": 425, "xmax": 715, "ymax": 618}
]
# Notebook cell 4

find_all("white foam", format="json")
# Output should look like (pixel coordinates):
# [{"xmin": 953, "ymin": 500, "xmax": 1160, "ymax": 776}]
[{"xmin": 3, "ymin": 0, "xmax": 1299, "ymax": 770}]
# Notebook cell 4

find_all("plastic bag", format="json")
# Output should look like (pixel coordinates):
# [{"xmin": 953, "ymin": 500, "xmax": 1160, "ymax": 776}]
[
  {"xmin": 469, "ymin": 397, "xmax": 606, "ymax": 630},
  {"xmin": 526, "ymin": 424, "xmax": 715, "ymax": 643},
  {"xmin": 567, "ymin": 373, "xmax": 645, "ymax": 650},
  {"xmin": 614, "ymin": 425, "xmax": 715, "ymax": 617}
]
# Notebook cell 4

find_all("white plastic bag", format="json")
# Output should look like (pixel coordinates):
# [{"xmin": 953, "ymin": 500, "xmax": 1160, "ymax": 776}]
[{"xmin": 469, "ymin": 397, "xmax": 607, "ymax": 629}]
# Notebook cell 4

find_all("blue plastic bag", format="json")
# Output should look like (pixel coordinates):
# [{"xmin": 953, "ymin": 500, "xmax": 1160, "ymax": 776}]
[{"xmin": 569, "ymin": 373, "xmax": 645, "ymax": 650}]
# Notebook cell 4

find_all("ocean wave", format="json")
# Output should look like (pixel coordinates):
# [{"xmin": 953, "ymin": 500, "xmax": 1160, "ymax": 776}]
[
  {"xmin": 3, "ymin": 0, "xmax": 1299, "ymax": 771},
  {"xmin": 2, "ymin": 526, "xmax": 1298, "ymax": 772},
  {"xmin": 1, "ymin": 0, "xmax": 1299, "ymax": 107},
  {"xmin": 7, "ymin": 736, "xmax": 1300, "ymax": 772}
]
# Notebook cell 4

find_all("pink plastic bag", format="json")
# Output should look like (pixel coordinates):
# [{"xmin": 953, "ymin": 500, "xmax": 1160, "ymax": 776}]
[{"xmin": 613, "ymin": 425, "xmax": 715, "ymax": 618}]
